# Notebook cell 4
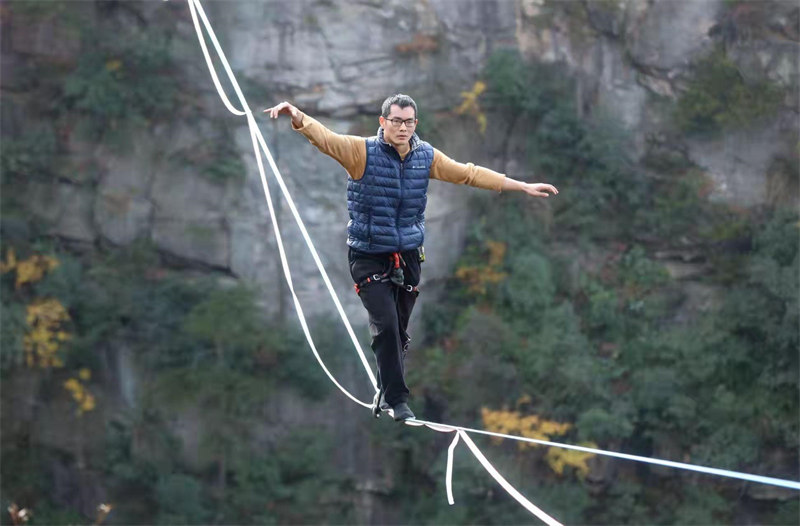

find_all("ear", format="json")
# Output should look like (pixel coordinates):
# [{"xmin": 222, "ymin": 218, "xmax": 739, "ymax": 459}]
[{"xmin": 379, "ymin": 116, "xmax": 386, "ymax": 128}]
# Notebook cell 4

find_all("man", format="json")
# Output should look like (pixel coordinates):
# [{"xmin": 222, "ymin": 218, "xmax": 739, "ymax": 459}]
[{"xmin": 265, "ymin": 94, "xmax": 558, "ymax": 421}]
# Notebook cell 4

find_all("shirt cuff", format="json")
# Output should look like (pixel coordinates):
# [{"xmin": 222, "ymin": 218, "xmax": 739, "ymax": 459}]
[{"xmin": 290, "ymin": 112, "xmax": 308, "ymax": 131}]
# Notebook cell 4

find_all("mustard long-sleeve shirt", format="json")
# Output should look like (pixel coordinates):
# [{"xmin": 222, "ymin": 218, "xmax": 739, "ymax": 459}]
[{"xmin": 292, "ymin": 114, "xmax": 506, "ymax": 192}]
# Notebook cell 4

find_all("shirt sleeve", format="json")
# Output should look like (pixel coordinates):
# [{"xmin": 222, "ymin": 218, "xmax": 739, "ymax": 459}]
[
  {"xmin": 430, "ymin": 148, "xmax": 506, "ymax": 192},
  {"xmin": 292, "ymin": 113, "xmax": 367, "ymax": 180}
]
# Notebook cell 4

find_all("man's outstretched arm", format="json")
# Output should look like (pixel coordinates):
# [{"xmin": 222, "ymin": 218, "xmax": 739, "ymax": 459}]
[
  {"xmin": 264, "ymin": 101, "xmax": 366, "ymax": 180},
  {"xmin": 431, "ymin": 149, "xmax": 558, "ymax": 197}
]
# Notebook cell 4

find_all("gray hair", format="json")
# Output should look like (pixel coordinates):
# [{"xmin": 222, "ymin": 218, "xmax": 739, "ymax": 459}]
[{"xmin": 381, "ymin": 94, "xmax": 418, "ymax": 118}]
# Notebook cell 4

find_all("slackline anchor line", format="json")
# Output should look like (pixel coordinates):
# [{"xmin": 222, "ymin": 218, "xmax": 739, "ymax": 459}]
[{"xmin": 184, "ymin": 0, "xmax": 800, "ymax": 522}]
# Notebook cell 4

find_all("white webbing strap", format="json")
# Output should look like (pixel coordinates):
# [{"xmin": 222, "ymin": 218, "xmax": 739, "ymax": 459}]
[
  {"xmin": 185, "ymin": 1, "xmax": 799, "ymax": 522},
  {"xmin": 188, "ymin": 0, "xmax": 377, "ymax": 391},
  {"xmin": 404, "ymin": 419, "xmax": 562, "ymax": 524},
  {"xmin": 446, "ymin": 431, "xmax": 460, "ymax": 505},
  {"xmin": 187, "ymin": 0, "xmax": 246, "ymax": 117},
  {"xmin": 186, "ymin": 1, "xmax": 562, "ymax": 520},
  {"xmin": 410, "ymin": 418, "xmax": 800, "ymax": 491},
  {"xmin": 459, "ymin": 431, "xmax": 563, "ymax": 526},
  {"xmin": 247, "ymin": 116, "xmax": 370, "ymax": 408}
]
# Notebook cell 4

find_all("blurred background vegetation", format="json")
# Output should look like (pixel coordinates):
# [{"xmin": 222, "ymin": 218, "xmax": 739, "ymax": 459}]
[{"xmin": 1, "ymin": 0, "xmax": 798, "ymax": 524}]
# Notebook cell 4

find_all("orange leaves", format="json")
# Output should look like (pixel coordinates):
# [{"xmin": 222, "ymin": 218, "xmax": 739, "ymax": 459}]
[
  {"xmin": 455, "ymin": 240, "xmax": 508, "ymax": 295},
  {"xmin": 482, "ymin": 403, "xmax": 596, "ymax": 479}
]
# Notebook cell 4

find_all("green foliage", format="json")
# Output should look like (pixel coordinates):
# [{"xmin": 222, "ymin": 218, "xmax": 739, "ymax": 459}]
[
  {"xmin": 483, "ymin": 50, "xmax": 570, "ymax": 118},
  {"xmin": 0, "ymin": 126, "xmax": 58, "ymax": 180},
  {"xmin": 482, "ymin": 50, "xmax": 651, "ymax": 239},
  {"xmin": 8, "ymin": 0, "xmax": 85, "ymax": 28},
  {"xmin": 770, "ymin": 499, "xmax": 800, "ymax": 526},
  {"xmin": 61, "ymin": 31, "xmax": 177, "ymax": 138},
  {"xmin": 638, "ymin": 169, "xmax": 714, "ymax": 238},
  {"xmin": 675, "ymin": 47, "xmax": 784, "ymax": 135},
  {"xmin": 0, "ymin": 300, "xmax": 26, "ymax": 373},
  {"xmin": 576, "ymin": 407, "xmax": 634, "ymax": 442},
  {"xmin": 415, "ymin": 149, "xmax": 797, "ymax": 522},
  {"xmin": 182, "ymin": 285, "xmax": 268, "ymax": 364},
  {"xmin": 532, "ymin": 481, "xmax": 592, "ymax": 525},
  {"xmin": 671, "ymin": 485, "xmax": 729, "ymax": 525},
  {"xmin": 500, "ymin": 250, "xmax": 555, "ymax": 317},
  {"xmin": 588, "ymin": 480, "xmax": 651, "ymax": 525},
  {"xmin": 155, "ymin": 473, "xmax": 211, "ymax": 524},
  {"xmin": 266, "ymin": 429, "xmax": 353, "ymax": 522}
]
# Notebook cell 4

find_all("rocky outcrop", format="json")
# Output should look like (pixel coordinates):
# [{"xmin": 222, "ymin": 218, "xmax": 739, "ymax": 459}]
[{"xmin": 4, "ymin": 0, "xmax": 797, "ymax": 306}]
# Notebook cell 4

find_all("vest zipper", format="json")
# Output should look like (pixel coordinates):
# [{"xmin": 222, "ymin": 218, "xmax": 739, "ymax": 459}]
[{"xmin": 397, "ymin": 158, "xmax": 405, "ymax": 249}]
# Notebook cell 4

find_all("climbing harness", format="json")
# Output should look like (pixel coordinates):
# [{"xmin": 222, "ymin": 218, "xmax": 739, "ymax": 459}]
[
  {"xmin": 184, "ymin": 1, "xmax": 800, "ymax": 522},
  {"xmin": 353, "ymin": 252, "xmax": 419, "ymax": 295}
]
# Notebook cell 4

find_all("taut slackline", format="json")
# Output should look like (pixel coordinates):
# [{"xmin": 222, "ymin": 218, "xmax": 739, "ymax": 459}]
[{"xmin": 184, "ymin": 0, "xmax": 800, "ymax": 522}]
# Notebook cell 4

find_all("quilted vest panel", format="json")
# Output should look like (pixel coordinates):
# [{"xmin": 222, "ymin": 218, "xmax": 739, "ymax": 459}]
[{"xmin": 347, "ymin": 129, "xmax": 433, "ymax": 253}]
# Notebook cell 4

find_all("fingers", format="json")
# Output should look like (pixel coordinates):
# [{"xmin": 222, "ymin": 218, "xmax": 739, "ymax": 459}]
[
  {"xmin": 262, "ymin": 101, "xmax": 291, "ymax": 119},
  {"xmin": 536, "ymin": 184, "xmax": 558, "ymax": 195},
  {"xmin": 523, "ymin": 183, "xmax": 559, "ymax": 198}
]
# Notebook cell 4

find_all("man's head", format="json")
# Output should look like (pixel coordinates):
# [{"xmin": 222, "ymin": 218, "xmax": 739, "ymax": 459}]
[{"xmin": 379, "ymin": 93, "xmax": 418, "ymax": 148}]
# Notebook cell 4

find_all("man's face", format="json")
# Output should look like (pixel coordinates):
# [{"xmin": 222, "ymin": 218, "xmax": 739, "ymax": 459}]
[{"xmin": 379, "ymin": 104, "xmax": 417, "ymax": 148}]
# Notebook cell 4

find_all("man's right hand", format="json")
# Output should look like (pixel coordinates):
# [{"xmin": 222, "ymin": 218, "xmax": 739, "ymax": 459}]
[{"xmin": 263, "ymin": 101, "xmax": 303, "ymax": 128}]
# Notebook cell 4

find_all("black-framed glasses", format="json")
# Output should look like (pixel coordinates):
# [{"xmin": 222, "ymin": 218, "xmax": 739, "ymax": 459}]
[{"xmin": 385, "ymin": 117, "xmax": 416, "ymax": 128}]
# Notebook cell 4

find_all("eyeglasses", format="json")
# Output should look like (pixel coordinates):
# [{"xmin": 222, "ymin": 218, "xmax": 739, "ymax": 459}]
[{"xmin": 385, "ymin": 117, "xmax": 416, "ymax": 128}]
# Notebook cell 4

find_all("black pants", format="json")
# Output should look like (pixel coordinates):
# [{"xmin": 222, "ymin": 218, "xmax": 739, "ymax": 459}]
[{"xmin": 348, "ymin": 247, "xmax": 421, "ymax": 406}]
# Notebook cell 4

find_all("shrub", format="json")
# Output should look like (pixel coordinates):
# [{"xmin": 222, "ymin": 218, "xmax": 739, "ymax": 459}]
[
  {"xmin": 675, "ymin": 47, "xmax": 784, "ymax": 135},
  {"xmin": 62, "ymin": 31, "xmax": 177, "ymax": 138}
]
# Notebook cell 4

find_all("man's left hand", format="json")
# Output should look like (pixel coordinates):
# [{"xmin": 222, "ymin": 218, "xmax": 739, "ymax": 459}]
[{"xmin": 520, "ymin": 182, "xmax": 559, "ymax": 197}]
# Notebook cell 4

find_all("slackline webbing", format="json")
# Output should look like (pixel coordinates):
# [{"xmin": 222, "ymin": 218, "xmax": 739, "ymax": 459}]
[{"xmin": 184, "ymin": 1, "xmax": 800, "ymax": 522}]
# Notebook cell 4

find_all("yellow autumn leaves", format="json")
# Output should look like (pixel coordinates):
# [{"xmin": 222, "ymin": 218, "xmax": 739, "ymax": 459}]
[
  {"xmin": 1, "ymin": 248, "xmax": 59, "ymax": 289},
  {"xmin": 64, "ymin": 368, "xmax": 97, "ymax": 415},
  {"xmin": 24, "ymin": 298, "xmax": 71, "ymax": 368},
  {"xmin": 2, "ymin": 248, "xmax": 95, "ymax": 416},
  {"xmin": 482, "ymin": 404, "xmax": 597, "ymax": 479},
  {"xmin": 455, "ymin": 80, "xmax": 488, "ymax": 134}
]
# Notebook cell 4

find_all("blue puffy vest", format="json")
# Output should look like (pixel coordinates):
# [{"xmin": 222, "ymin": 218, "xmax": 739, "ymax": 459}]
[{"xmin": 347, "ymin": 128, "xmax": 434, "ymax": 253}]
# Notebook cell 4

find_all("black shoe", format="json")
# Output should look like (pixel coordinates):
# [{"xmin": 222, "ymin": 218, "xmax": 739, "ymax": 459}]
[{"xmin": 390, "ymin": 402, "xmax": 416, "ymax": 422}]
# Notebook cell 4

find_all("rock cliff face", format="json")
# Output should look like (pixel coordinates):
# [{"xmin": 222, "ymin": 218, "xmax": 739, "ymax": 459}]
[
  {"xmin": 2, "ymin": 1, "xmax": 798, "ymax": 521},
  {"xmin": 4, "ymin": 1, "xmax": 796, "ymax": 321}
]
